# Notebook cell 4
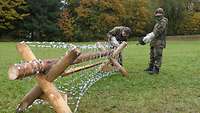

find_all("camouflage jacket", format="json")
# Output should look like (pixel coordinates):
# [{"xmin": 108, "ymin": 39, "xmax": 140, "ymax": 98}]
[
  {"xmin": 107, "ymin": 26, "xmax": 128, "ymax": 43},
  {"xmin": 151, "ymin": 17, "xmax": 168, "ymax": 48}
]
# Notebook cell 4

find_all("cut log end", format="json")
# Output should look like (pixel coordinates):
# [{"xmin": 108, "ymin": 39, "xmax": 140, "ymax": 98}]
[
  {"xmin": 99, "ymin": 62, "xmax": 113, "ymax": 72},
  {"xmin": 8, "ymin": 65, "xmax": 19, "ymax": 80}
]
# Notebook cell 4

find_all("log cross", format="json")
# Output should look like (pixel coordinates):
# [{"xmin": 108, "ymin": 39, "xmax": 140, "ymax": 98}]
[
  {"xmin": 15, "ymin": 42, "xmax": 80, "ymax": 113},
  {"xmin": 100, "ymin": 41, "xmax": 128, "ymax": 76}
]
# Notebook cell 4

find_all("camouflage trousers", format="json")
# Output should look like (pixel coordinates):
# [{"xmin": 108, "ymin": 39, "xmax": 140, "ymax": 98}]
[{"xmin": 149, "ymin": 46, "xmax": 163, "ymax": 68}]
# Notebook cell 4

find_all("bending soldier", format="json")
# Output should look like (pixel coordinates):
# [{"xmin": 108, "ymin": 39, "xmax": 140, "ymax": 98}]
[{"xmin": 107, "ymin": 26, "xmax": 131, "ymax": 66}]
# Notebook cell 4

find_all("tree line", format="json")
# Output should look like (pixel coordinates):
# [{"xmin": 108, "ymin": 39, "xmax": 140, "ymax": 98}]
[{"xmin": 0, "ymin": 0, "xmax": 199, "ymax": 41}]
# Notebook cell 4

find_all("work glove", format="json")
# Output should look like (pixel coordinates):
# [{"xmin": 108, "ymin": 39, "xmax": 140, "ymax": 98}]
[
  {"xmin": 143, "ymin": 32, "xmax": 155, "ymax": 43},
  {"xmin": 137, "ymin": 32, "xmax": 155, "ymax": 45},
  {"xmin": 110, "ymin": 36, "xmax": 120, "ymax": 47}
]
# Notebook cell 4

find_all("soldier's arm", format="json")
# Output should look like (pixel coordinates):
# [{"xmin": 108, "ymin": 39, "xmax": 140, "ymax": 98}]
[
  {"xmin": 107, "ymin": 27, "xmax": 118, "ymax": 38},
  {"xmin": 153, "ymin": 20, "xmax": 168, "ymax": 38},
  {"xmin": 107, "ymin": 27, "xmax": 120, "ymax": 47}
]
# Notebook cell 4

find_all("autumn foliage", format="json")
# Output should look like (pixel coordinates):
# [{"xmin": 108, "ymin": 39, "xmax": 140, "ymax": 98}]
[
  {"xmin": 0, "ymin": 0, "xmax": 200, "ymax": 41},
  {"xmin": 178, "ymin": 12, "xmax": 200, "ymax": 35},
  {"xmin": 58, "ymin": 9, "xmax": 74, "ymax": 41},
  {"xmin": 0, "ymin": 0, "xmax": 28, "ymax": 29},
  {"xmin": 57, "ymin": 0, "xmax": 152, "ymax": 41}
]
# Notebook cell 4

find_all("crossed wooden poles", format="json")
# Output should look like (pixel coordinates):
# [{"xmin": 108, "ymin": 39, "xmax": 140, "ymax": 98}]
[{"xmin": 8, "ymin": 42, "xmax": 128, "ymax": 113}]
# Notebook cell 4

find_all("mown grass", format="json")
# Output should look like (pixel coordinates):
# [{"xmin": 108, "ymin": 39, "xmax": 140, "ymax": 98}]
[{"xmin": 0, "ymin": 41, "xmax": 200, "ymax": 113}]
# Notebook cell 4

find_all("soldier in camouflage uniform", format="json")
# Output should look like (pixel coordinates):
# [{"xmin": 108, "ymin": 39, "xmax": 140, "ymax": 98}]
[
  {"xmin": 107, "ymin": 26, "xmax": 131, "ymax": 66},
  {"xmin": 138, "ymin": 8, "xmax": 168, "ymax": 74}
]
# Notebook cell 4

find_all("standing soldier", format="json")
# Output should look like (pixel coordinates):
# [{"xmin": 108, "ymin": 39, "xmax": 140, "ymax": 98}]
[
  {"xmin": 107, "ymin": 26, "xmax": 131, "ymax": 66},
  {"xmin": 138, "ymin": 8, "xmax": 168, "ymax": 74}
]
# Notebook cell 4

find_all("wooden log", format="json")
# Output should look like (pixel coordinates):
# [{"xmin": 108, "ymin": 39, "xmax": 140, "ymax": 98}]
[
  {"xmin": 39, "ymin": 91, "xmax": 68, "ymax": 102},
  {"xmin": 8, "ymin": 59, "xmax": 57, "ymax": 80},
  {"xmin": 9, "ymin": 50, "xmax": 113, "ymax": 80},
  {"xmin": 16, "ymin": 43, "xmax": 80, "ymax": 112},
  {"xmin": 36, "ymin": 75, "xmax": 72, "ymax": 113},
  {"xmin": 112, "ymin": 41, "xmax": 127, "ymax": 58},
  {"xmin": 62, "ymin": 61, "xmax": 103, "ymax": 77},
  {"xmin": 16, "ymin": 42, "xmax": 37, "ymax": 61},
  {"xmin": 73, "ymin": 50, "xmax": 112, "ymax": 64},
  {"xmin": 45, "ymin": 49, "xmax": 81, "ymax": 82},
  {"xmin": 109, "ymin": 58, "xmax": 128, "ymax": 77}
]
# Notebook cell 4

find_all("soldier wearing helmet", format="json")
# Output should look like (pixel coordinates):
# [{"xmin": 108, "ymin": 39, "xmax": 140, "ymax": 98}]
[
  {"xmin": 138, "ymin": 8, "xmax": 168, "ymax": 74},
  {"xmin": 107, "ymin": 26, "xmax": 131, "ymax": 66}
]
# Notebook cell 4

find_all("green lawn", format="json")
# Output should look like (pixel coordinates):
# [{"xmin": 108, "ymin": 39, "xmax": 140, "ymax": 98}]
[{"xmin": 0, "ymin": 41, "xmax": 200, "ymax": 113}]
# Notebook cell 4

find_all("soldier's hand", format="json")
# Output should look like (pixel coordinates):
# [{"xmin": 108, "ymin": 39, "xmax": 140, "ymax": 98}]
[{"xmin": 137, "ymin": 37, "xmax": 146, "ymax": 45}]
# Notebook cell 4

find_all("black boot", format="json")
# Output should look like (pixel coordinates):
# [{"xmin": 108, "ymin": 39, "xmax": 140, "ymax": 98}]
[
  {"xmin": 144, "ymin": 65, "xmax": 153, "ymax": 72},
  {"xmin": 148, "ymin": 66, "xmax": 159, "ymax": 75}
]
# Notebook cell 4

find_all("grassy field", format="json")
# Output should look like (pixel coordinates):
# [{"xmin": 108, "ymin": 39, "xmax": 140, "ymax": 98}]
[{"xmin": 0, "ymin": 41, "xmax": 200, "ymax": 113}]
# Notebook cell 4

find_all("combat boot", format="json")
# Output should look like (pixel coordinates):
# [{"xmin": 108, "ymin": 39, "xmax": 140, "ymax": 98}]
[
  {"xmin": 144, "ymin": 65, "xmax": 153, "ymax": 72},
  {"xmin": 148, "ymin": 66, "xmax": 159, "ymax": 75}
]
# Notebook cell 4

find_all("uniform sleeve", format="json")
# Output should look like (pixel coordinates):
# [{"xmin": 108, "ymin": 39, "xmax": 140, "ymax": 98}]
[{"xmin": 153, "ymin": 20, "xmax": 168, "ymax": 38}]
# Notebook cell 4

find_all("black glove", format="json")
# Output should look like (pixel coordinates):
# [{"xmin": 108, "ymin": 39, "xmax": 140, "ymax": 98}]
[{"xmin": 137, "ymin": 37, "xmax": 146, "ymax": 45}]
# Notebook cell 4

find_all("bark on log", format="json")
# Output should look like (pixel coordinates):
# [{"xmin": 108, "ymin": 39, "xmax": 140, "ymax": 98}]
[
  {"xmin": 36, "ymin": 75, "xmax": 72, "ymax": 113},
  {"xmin": 16, "ymin": 42, "xmax": 37, "ymax": 61},
  {"xmin": 110, "ymin": 58, "xmax": 128, "ymax": 77},
  {"xmin": 62, "ymin": 61, "xmax": 103, "ymax": 77},
  {"xmin": 8, "ymin": 59, "xmax": 57, "ymax": 80},
  {"xmin": 112, "ymin": 41, "xmax": 127, "ymax": 58},
  {"xmin": 39, "ymin": 91, "xmax": 68, "ymax": 102},
  {"xmin": 73, "ymin": 50, "xmax": 112, "ymax": 64}
]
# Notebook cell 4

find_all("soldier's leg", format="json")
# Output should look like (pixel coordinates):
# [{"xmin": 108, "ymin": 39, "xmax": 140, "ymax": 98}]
[
  {"xmin": 145, "ymin": 47, "xmax": 155, "ymax": 71},
  {"xmin": 154, "ymin": 47, "xmax": 163, "ymax": 68},
  {"xmin": 148, "ymin": 47, "xmax": 163, "ymax": 74}
]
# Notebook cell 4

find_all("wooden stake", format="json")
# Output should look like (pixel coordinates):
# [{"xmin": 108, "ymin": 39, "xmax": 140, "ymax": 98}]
[
  {"xmin": 16, "ymin": 42, "xmax": 37, "ymax": 61},
  {"xmin": 73, "ymin": 50, "xmax": 112, "ymax": 64},
  {"xmin": 36, "ymin": 75, "xmax": 72, "ymax": 113},
  {"xmin": 62, "ymin": 61, "xmax": 103, "ymax": 77},
  {"xmin": 39, "ymin": 91, "xmax": 68, "ymax": 102},
  {"xmin": 112, "ymin": 41, "xmax": 127, "ymax": 58}
]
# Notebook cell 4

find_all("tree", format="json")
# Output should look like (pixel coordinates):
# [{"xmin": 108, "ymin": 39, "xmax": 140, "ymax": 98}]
[
  {"xmin": 158, "ymin": 0, "xmax": 187, "ymax": 35},
  {"xmin": 58, "ymin": 9, "xmax": 74, "ymax": 41},
  {"xmin": 178, "ymin": 12, "xmax": 200, "ymax": 35},
  {"xmin": 0, "ymin": 0, "xmax": 27, "ymax": 30},
  {"xmin": 123, "ymin": 0, "xmax": 151, "ymax": 36},
  {"xmin": 20, "ymin": 0, "xmax": 62, "ymax": 41},
  {"xmin": 73, "ymin": 0, "xmax": 126, "ymax": 41}
]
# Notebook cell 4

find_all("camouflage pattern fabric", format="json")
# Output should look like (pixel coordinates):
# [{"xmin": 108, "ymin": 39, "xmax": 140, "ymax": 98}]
[
  {"xmin": 107, "ymin": 26, "xmax": 130, "ymax": 65},
  {"xmin": 149, "ymin": 16, "xmax": 168, "ymax": 68},
  {"xmin": 149, "ymin": 47, "xmax": 163, "ymax": 68},
  {"xmin": 107, "ymin": 26, "xmax": 130, "ymax": 42},
  {"xmin": 150, "ymin": 17, "xmax": 168, "ymax": 48}
]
